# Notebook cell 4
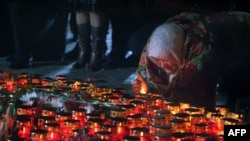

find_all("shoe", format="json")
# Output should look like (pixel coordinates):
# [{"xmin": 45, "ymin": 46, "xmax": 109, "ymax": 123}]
[{"xmin": 102, "ymin": 52, "xmax": 124, "ymax": 69}]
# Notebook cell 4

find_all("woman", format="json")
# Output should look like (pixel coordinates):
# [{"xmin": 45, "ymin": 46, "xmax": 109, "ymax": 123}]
[{"xmin": 132, "ymin": 12, "xmax": 250, "ymax": 111}]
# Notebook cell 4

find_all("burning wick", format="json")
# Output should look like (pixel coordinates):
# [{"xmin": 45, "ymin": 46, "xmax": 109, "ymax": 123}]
[{"xmin": 140, "ymin": 88, "xmax": 146, "ymax": 94}]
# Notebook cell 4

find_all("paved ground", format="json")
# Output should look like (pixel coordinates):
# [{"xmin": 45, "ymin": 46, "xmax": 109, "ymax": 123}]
[
  {"xmin": 0, "ymin": 19, "xmax": 138, "ymax": 94},
  {"xmin": 0, "ymin": 56, "xmax": 137, "ymax": 94}
]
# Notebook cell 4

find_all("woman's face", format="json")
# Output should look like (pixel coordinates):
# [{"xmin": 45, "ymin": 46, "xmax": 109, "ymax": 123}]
[{"xmin": 149, "ymin": 56, "xmax": 179, "ymax": 80}]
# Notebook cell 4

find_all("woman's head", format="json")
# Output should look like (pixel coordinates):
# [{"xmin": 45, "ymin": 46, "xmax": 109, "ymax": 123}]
[
  {"xmin": 146, "ymin": 23, "xmax": 186, "ymax": 88},
  {"xmin": 145, "ymin": 20, "xmax": 215, "ymax": 93},
  {"xmin": 147, "ymin": 22, "xmax": 186, "ymax": 68}
]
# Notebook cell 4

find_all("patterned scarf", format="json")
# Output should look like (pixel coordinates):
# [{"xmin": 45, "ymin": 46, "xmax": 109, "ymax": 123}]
[{"xmin": 137, "ymin": 12, "xmax": 216, "ymax": 95}]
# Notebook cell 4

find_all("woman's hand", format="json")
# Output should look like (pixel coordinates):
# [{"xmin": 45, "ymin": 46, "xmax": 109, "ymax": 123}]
[{"xmin": 132, "ymin": 71, "xmax": 149, "ymax": 94}]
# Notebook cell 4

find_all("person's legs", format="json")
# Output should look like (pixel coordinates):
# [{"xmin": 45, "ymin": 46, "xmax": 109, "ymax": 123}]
[
  {"xmin": 73, "ymin": 10, "xmax": 91, "ymax": 69},
  {"xmin": 8, "ymin": 1, "xmax": 33, "ymax": 69},
  {"xmin": 89, "ymin": 11, "xmax": 107, "ymax": 71},
  {"xmin": 8, "ymin": 0, "xmax": 58, "ymax": 69},
  {"xmin": 103, "ymin": 6, "xmax": 131, "ymax": 69}
]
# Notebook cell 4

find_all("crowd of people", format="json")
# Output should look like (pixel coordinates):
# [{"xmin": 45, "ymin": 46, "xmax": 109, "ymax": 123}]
[{"xmin": 2, "ymin": 0, "xmax": 247, "ymax": 70}]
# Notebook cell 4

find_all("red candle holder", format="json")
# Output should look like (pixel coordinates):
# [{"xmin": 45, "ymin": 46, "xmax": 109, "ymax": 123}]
[
  {"xmin": 17, "ymin": 105, "xmax": 32, "ymax": 116},
  {"xmin": 42, "ymin": 107, "xmax": 56, "ymax": 117},
  {"xmin": 195, "ymin": 133, "xmax": 209, "ymax": 141},
  {"xmin": 127, "ymin": 113, "xmax": 148, "ymax": 129},
  {"xmin": 100, "ymin": 123, "xmax": 117, "ymax": 134},
  {"xmin": 110, "ymin": 117, "xmax": 129, "ymax": 140},
  {"xmin": 44, "ymin": 123, "xmax": 60, "ymax": 141},
  {"xmin": 130, "ymin": 100, "xmax": 146, "ymax": 114},
  {"xmin": 147, "ymin": 106, "xmax": 161, "ymax": 116},
  {"xmin": 167, "ymin": 103, "xmax": 180, "ymax": 115},
  {"xmin": 153, "ymin": 133, "xmax": 172, "ymax": 141},
  {"xmin": 171, "ymin": 132, "xmax": 187, "ymax": 141},
  {"xmin": 95, "ymin": 131, "xmax": 112, "ymax": 140},
  {"xmin": 121, "ymin": 94, "xmax": 136, "ymax": 104},
  {"xmin": 30, "ymin": 129, "xmax": 48, "ymax": 141},
  {"xmin": 110, "ymin": 108, "xmax": 126, "ymax": 118},
  {"xmin": 55, "ymin": 112, "xmax": 72, "ymax": 129},
  {"xmin": 169, "ymin": 119, "xmax": 186, "ymax": 132},
  {"xmin": 156, "ymin": 110, "xmax": 172, "ymax": 125},
  {"xmin": 15, "ymin": 115, "xmax": 32, "ymax": 139},
  {"xmin": 130, "ymin": 127, "xmax": 151, "ymax": 141},
  {"xmin": 72, "ymin": 108, "xmax": 87, "ymax": 127},
  {"xmin": 151, "ymin": 124, "xmax": 172, "ymax": 135},
  {"xmin": 123, "ymin": 135, "xmax": 140, "ymax": 141},
  {"xmin": 37, "ymin": 116, "xmax": 55, "ymax": 129},
  {"xmin": 117, "ymin": 104, "xmax": 135, "ymax": 117},
  {"xmin": 150, "ymin": 115, "xmax": 165, "ymax": 126},
  {"xmin": 87, "ymin": 118, "xmax": 104, "ymax": 136}
]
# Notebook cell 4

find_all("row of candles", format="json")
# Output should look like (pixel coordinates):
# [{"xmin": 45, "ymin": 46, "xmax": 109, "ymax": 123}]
[{"xmin": 0, "ymin": 71, "xmax": 248, "ymax": 141}]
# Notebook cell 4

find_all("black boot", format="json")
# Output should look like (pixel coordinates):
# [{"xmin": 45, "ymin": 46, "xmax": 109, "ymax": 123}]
[
  {"xmin": 73, "ymin": 23, "xmax": 91, "ymax": 69},
  {"xmin": 88, "ymin": 26, "xmax": 106, "ymax": 71}
]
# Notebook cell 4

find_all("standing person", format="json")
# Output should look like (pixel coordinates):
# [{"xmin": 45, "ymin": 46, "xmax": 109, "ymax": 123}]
[
  {"xmin": 132, "ymin": 11, "xmax": 250, "ymax": 111},
  {"xmin": 65, "ymin": 0, "xmax": 108, "ymax": 71},
  {"xmin": 103, "ymin": 0, "xmax": 155, "ymax": 69},
  {"xmin": 6, "ymin": 0, "xmax": 65, "ymax": 69}
]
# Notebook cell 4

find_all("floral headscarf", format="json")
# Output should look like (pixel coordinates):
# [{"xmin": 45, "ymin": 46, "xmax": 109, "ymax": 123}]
[{"xmin": 137, "ymin": 12, "xmax": 216, "ymax": 96}]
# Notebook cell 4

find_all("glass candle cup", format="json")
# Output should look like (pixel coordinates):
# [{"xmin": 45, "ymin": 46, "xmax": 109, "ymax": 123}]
[
  {"xmin": 169, "ymin": 119, "xmax": 186, "ymax": 132},
  {"xmin": 30, "ymin": 129, "xmax": 48, "ymax": 141},
  {"xmin": 150, "ymin": 115, "xmax": 165, "ymax": 126}
]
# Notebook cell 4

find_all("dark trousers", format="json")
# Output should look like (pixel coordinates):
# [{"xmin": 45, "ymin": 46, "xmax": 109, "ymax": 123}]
[{"xmin": 7, "ymin": 0, "xmax": 67, "ymax": 62}]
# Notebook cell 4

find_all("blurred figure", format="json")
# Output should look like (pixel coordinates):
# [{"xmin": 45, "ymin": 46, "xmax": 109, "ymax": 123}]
[
  {"xmin": 0, "ymin": 0, "xmax": 14, "ymax": 57},
  {"xmin": 65, "ymin": 0, "xmax": 108, "ymax": 71},
  {"xmin": 103, "ymin": 0, "xmax": 155, "ymax": 69},
  {"xmin": 6, "ymin": 0, "xmax": 66, "ymax": 69}
]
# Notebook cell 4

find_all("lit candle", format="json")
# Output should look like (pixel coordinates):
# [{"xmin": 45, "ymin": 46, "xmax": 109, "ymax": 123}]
[
  {"xmin": 167, "ymin": 103, "xmax": 180, "ymax": 115},
  {"xmin": 42, "ymin": 107, "xmax": 56, "ymax": 117},
  {"xmin": 44, "ymin": 123, "xmax": 60, "ymax": 141},
  {"xmin": 195, "ymin": 133, "xmax": 209, "ymax": 141},
  {"xmin": 117, "ymin": 104, "xmax": 135, "ymax": 116},
  {"xmin": 150, "ymin": 115, "xmax": 165, "ymax": 125},
  {"xmin": 140, "ymin": 88, "xmax": 146, "ymax": 94},
  {"xmin": 156, "ymin": 110, "xmax": 172, "ymax": 125},
  {"xmin": 95, "ymin": 131, "xmax": 112, "ymax": 140},
  {"xmin": 153, "ymin": 125, "xmax": 172, "ymax": 134},
  {"xmin": 169, "ymin": 119, "xmax": 186, "ymax": 132},
  {"xmin": 17, "ymin": 105, "xmax": 32, "ymax": 116},
  {"xmin": 123, "ymin": 135, "xmax": 140, "ymax": 141},
  {"xmin": 154, "ymin": 133, "xmax": 172, "ymax": 141},
  {"xmin": 16, "ymin": 115, "xmax": 32, "ymax": 139},
  {"xmin": 180, "ymin": 103, "xmax": 190, "ymax": 112},
  {"xmin": 55, "ymin": 112, "xmax": 72, "ymax": 129},
  {"xmin": 37, "ymin": 116, "xmax": 55, "ymax": 129},
  {"xmin": 30, "ymin": 129, "xmax": 48, "ymax": 141},
  {"xmin": 110, "ymin": 108, "xmax": 126, "ymax": 118},
  {"xmin": 130, "ymin": 100, "xmax": 146, "ymax": 114},
  {"xmin": 6, "ymin": 80, "xmax": 15, "ymax": 92},
  {"xmin": 147, "ymin": 106, "xmax": 161, "ymax": 116},
  {"xmin": 87, "ymin": 118, "xmax": 104, "ymax": 135},
  {"xmin": 72, "ymin": 108, "xmax": 87, "ymax": 127},
  {"xmin": 171, "ymin": 132, "xmax": 187, "ymax": 141}
]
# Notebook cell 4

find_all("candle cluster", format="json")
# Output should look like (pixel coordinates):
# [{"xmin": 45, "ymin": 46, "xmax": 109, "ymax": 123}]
[{"xmin": 0, "ymin": 70, "xmax": 248, "ymax": 141}]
